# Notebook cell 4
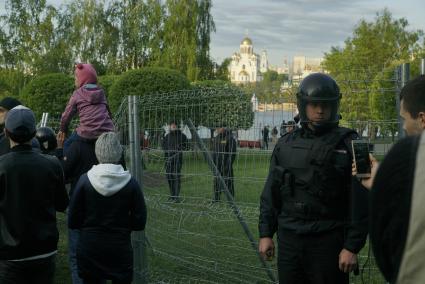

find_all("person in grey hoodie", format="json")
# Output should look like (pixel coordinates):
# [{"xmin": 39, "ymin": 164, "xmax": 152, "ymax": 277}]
[
  {"xmin": 58, "ymin": 63, "xmax": 114, "ymax": 150},
  {"xmin": 68, "ymin": 132, "xmax": 147, "ymax": 284}
]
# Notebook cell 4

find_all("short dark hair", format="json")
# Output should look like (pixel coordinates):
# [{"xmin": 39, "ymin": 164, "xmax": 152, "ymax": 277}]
[{"xmin": 399, "ymin": 75, "xmax": 425, "ymax": 118}]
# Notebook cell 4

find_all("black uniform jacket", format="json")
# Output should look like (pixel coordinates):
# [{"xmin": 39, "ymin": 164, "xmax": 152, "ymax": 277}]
[{"xmin": 259, "ymin": 127, "xmax": 369, "ymax": 254}]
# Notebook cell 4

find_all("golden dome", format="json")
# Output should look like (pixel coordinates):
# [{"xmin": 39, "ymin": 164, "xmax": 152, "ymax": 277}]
[{"xmin": 241, "ymin": 37, "xmax": 252, "ymax": 45}]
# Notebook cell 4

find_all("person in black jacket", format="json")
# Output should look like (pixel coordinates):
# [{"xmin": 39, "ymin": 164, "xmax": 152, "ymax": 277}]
[
  {"xmin": 258, "ymin": 73, "xmax": 368, "ymax": 284},
  {"xmin": 353, "ymin": 75, "xmax": 425, "ymax": 283},
  {"xmin": 212, "ymin": 126, "xmax": 237, "ymax": 201},
  {"xmin": 68, "ymin": 132, "xmax": 147, "ymax": 284},
  {"xmin": 0, "ymin": 106, "xmax": 69, "ymax": 284},
  {"xmin": 0, "ymin": 97, "xmax": 22, "ymax": 155},
  {"xmin": 162, "ymin": 121, "xmax": 188, "ymax": 202}
]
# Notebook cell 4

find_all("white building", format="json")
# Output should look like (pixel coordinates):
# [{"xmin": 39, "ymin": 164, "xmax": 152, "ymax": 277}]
[
  {"xmin": 229, "ymin": 37, "xmax": 268, "ymax": 84},
  {"xmin": 291, "ymin": 56, "xmax": 323, "ymax": 82}
]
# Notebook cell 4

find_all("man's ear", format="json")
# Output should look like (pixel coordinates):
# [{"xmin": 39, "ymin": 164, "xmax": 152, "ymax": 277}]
[{"xmin": 418, "ymin": 112, "xmax": 425, "ymax": 129}]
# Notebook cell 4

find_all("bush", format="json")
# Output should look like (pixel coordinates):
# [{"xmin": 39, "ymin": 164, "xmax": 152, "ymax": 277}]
[
  {"xmin": 98, "ymin": 75, "xmax": 120, "ymax": 102},
  {"xmin": 109, "ymin": 67, "xmax": 191, "ymax": 114},
  {"xmin": 191, "ymin": 80, "xmax": 254, "ymax": 129},
  {"xmin": 20, "ymin": 73, "xmax": 74, "ymax": 119}
]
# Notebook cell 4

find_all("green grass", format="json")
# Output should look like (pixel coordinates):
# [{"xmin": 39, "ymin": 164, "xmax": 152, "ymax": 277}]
[{"xmin": 54, "ymin": 149, "xmax": 386, "ymax": 283}]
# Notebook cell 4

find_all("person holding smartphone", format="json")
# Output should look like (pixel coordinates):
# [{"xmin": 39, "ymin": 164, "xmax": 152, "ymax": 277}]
[{"xmin": 259, "ymin": 73, "xmax": 369, "ymax": 284}]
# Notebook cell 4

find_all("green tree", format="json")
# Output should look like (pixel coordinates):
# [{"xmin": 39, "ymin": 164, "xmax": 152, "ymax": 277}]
[
  {"xmin": 322, "ymin": 9, "xmax": 423, "ymax": 130},
  {"xmin": 0, "ymin": 0, "xmax": 59, "ymax": 74},
  {"xmin": 59, "ymin": 0, "xmax": 120, "ymax": 72},
  {"xmin": 195, "ymin": 0, "xmax": 215, "ymax": 80},
  {"xmin": 214, "ymin": 58, "xmax": 231, "ymax": 81}
]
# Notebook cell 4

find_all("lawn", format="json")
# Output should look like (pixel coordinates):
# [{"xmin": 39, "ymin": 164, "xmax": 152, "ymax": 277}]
[{"xmin": 54, "ymin": 148, "xmax": 387, "ymax": 283}]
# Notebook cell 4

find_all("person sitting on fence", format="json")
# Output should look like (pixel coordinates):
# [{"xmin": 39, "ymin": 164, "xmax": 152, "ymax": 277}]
[
  {"xmin": 162, "ymin": 120, "xmax": 188, "ymax": 202},
  {"xmin": 58, "ymin": 63, "xmax": 114, "ymax": 151},
  {"xmin": 212, "ymin": 124, "xmax": 237, "ymax": 202},
  {"xmin": 68, "ymin": 132, "xmax": 147, "ymax": 284}
]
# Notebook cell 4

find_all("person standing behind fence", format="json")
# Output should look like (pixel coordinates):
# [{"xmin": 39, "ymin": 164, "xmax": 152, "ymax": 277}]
[
  {"xmin": 68, "ymin": 132, "xmax": 147, "ymax": 284},
  {"xmin": 262, "ymin": 125, "xmax": 270, "ymax": 150},
  {"xmin": 271, "ymin": 126, "xmax": 278, "ymax": 144},
  {"xmin": 162, "ymin": 120, "xmax": 188, "ymax": 202},
  {"xmin": 212, "ymin": 125, "xmax": 237, "ymax": 201},
  {"xmin": 279, "ymin": 120, "xmax": 287, "ymax": 137},
  {"xmin": 58, "ymin": 63, "xmax": 114, "ymax": 150},
  {"xmin": 0, "ymin": 106, "xmax": 69, "ymax": 284},
  {"xmin": 286, "ymin": 120, "xmax": 296, "ymax": 133}
]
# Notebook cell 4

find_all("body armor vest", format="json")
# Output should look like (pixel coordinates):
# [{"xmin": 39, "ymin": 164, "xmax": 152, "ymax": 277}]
[{"xmin": 274, "ymin": 127, "xmax": 355, "ymax": 220}]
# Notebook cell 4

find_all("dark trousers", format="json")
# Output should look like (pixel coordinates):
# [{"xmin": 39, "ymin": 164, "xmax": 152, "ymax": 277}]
[
  {"xmin": 213, "ymin": 171, "xmax": 234, "ymax": 201},
  {"xmin": 0, "ymin": 254, "xmax": 56, "ymax": 284},
  {"xmin": 278, "ymin": 229, "xmax": 348, "ymax": 284},
  {"xmin": 263, "ymin": 138, "xmax": 268, "ymax": 150},
  {"xmin": 165, "ymin": 160, "xmax": 182, "ymax": 199}
]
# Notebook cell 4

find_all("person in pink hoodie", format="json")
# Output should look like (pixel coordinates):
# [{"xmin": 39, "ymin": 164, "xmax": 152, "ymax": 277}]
[{"xmin": 58, "ymin": 63, "xmax": 114, "ymax": 146}]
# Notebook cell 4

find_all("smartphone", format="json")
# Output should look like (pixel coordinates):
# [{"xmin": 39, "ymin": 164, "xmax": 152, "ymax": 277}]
[{"xmin": 352, "ymin": 140, "xmax": 371, "ymax": 178}]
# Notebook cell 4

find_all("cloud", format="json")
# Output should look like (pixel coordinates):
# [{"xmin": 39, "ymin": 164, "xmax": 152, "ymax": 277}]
[{"xmin": 210, "ymin": 0, "xmax": 423, "ymax": 65}]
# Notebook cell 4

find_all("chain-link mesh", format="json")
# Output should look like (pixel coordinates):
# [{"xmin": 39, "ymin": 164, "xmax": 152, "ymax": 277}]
[
  {"xmin": 110, "ymin": 84, "xmax": 395, "ymax": 284},
  {"xmin": 37, "ymin": 77, "xmax": 399, "ymax": 283}
]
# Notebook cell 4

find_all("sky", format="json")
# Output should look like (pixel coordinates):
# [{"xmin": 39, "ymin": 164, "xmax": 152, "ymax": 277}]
[
  {"xmin": 1, "ymin": 0, "xmax": 424, "ymax": 66},
  {"xmin": 210, "ymin": 0, "xmax": 425, "ymax": 65}
]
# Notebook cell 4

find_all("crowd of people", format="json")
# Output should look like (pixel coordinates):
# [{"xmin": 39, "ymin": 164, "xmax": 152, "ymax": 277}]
[
  {"xmin": 0, "ymin": 63, "xmax": 147, "ymax": 284},
  {"xmin": 0, "ymin": 61, "xmax": 424, "ymax": 284}
]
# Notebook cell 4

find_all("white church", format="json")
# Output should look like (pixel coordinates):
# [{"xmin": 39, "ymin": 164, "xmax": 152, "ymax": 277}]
[{"xmin": 229, "ymin": 37, "xmax": 268, "ymax": 84}]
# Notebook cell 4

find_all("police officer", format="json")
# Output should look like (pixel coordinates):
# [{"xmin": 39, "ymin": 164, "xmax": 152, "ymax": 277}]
[
  {"xmin": 36, "ymin": 127, "xmax": 61, "ymax": 156},
  {"xmin": 162, "ymin": 121, "xmax": 188, "ymax": 202},
  {"xmin": 212, "ymin": 125, "xmax": 237, "ymax": 201},
  {"xmin": 258, "ymin": 73, "xmax": 368, "ymax": 283}
]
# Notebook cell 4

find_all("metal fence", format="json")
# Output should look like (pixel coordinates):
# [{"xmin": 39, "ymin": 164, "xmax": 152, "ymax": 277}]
[
  {"xmin": 38, "ymin": 61, "xmax": 425, "ymax": 283},
  {"xmin": 113, "ymin": 86, "xmax": 397, "ymax": 284}
]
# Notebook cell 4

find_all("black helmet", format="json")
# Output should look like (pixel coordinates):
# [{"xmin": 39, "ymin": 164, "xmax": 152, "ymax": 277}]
[
  {"xmin": 296, "ymin": 73, "xmax": 341, "ymax": 128},
  {"xmin": 35, "ymin": 127, "xmax": 57, "ymax": 153}
]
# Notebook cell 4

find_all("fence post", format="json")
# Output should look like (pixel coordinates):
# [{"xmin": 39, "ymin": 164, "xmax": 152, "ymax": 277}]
[
  {"xmin": 186, "ymin": 119, "xmax": 277, "ymax": 283},
  {"xmin": 395, "ymin": 63, "xmax": 410, "ymax": 139},
  {"xmin": 128, "ymin": 95, "xmax": 148, "ymax": 284},
  {"xmin": 421, "ymin": 58, "xmax": 425, "ymax": 75}
]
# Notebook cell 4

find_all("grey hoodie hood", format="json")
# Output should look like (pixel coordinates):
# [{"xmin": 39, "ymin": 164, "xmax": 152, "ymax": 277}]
[{"xmin": 87, "ymin": 164, "xmax": 131, "ymax": 196}]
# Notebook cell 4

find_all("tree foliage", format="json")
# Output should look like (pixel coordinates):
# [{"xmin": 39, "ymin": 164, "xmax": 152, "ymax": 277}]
[
  {"xmin": 322, "ymin": 9, "xmax": 424, "ymax": 127},
  {"xmin": 241, "ymin": 70, "xmax": 287, "ymax": 103},
  {"xmin": 0, "ymin": 0, "xmax": 216, "ymax": 80}
]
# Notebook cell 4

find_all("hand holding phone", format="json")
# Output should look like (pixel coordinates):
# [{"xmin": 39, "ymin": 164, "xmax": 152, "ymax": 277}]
[{"xmin": 352, "ymin": 140, "xmax": 371, "ymax": 178}]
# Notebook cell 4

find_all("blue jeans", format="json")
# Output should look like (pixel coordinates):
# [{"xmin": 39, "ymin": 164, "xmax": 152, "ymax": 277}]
[{"xmin": 64, "ymin": 132, "xmax": 79, "ymax": 154}]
